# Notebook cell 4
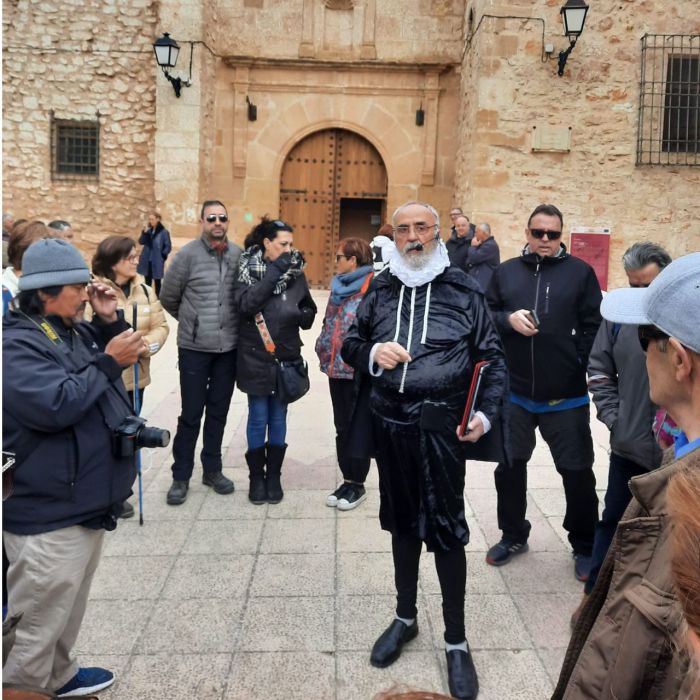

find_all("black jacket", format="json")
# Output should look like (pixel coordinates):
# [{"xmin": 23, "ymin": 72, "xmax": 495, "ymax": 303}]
[
  {"xmin": 342, "ymin": 266, "xmax": 509, "ymax": 462},
  {"xmin": 2, "ymin": 311, "xmax": 137, "ymax": 534},
  {"xmin": 445, "ymin": 231, "xmax": 472, "ymax": 271},
  {"xmin": 464, "ymin": 236, "xmax": 500, "ymax": 292},
  {"xmin": 486, "ymin": 245, "xmax": 602, "ymax": 401},
  {"xmin": 234, "ymin": 266, "xmax": 317, "ymax": 396}
]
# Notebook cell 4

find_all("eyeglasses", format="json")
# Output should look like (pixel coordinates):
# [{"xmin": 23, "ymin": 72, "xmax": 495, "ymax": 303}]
[
  {"xmin": 638, "ymin": 325, "xmax": 669, "ymax": 353},
  {"xmin": 125, "ymin": 254, "xmax": 139, "ymax": 263},
  {"xmin": 394, "ymin": 223, "xmax": 438, "ymax": 237},
  {"xmin": 529, "ymin": 228, "xmax": 562, "ymax": 240},
  {"xmin": 272, "ymin": 219, "xmax": 292, "ymax": 230},
  {"xmin": 205, "ymin": 214, "xmax": 228, "ymax": 223}
]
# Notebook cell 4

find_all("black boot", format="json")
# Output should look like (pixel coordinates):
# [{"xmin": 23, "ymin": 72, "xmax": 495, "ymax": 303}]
[
  {"xmin": 265, "ymin": 443, "xmax": 287, "ymax": 504},
  {"xmin": 246, "ymin": 446, "xmax": 267, "ymax": 505}
]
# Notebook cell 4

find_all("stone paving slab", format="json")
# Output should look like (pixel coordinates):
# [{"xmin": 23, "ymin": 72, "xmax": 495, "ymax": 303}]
[{"xmin": 74, "ymin": 292, "xmax": 612, "ymax": 699}]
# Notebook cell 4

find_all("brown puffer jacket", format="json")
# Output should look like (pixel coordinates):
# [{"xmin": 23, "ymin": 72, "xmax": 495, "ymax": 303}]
[
  {"xmin": 85, "ymin": 275, "xmax": 169, "ymax": 390},
  {"xmin": 552, "ymin": 449, "xmax": 698, "ymax": 700}
]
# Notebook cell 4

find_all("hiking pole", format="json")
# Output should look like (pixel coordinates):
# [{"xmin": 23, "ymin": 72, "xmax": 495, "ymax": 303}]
[{"xmin": 132, "ymin": 303, "xmax": 144, "ymax": 526}]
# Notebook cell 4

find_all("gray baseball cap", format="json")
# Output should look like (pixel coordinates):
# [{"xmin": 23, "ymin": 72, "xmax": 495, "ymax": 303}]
[
  {"xmin": 600, "ymin": 251, "xmax": 700, "ymax": 354},
  {"xmin": 18, "ymin": 238, "xmax": 90, "ymax": 291}
]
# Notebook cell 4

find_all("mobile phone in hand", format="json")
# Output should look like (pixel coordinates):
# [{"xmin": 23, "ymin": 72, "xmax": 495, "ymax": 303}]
[{"xmin": 526, "ymin": 309, "xmax": 540, "ymax": 328}]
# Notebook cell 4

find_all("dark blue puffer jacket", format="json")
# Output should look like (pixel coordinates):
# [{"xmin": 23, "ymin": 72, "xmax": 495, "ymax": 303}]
[{"xmin": 2, "ymin": 311, "xmax": 137, "ymax": 534}]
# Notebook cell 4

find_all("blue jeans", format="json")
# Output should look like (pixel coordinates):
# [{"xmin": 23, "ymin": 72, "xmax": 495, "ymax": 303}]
[
  {"xmin": 246, "ymin": 394, "xmax": 288, "ymax": 449},
  {"xmin": 584, "ymin": 452, "xmax": 647, "ymax": 593}
]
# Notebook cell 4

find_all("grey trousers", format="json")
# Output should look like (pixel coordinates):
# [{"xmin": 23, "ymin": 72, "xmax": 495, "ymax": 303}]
[{"xmin": 3, "ymin": 525, "xmax": 105, "ymax": 691}]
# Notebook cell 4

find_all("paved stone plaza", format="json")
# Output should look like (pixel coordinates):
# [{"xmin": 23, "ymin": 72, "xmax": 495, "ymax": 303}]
[{"xmin": 77, "ymin": 291, "xmax": 611, "ymax": 700}]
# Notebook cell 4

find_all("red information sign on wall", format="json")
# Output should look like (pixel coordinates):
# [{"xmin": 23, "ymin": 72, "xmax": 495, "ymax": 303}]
[{"xmin": 569, "ymin": 227, "xmax": 611, "ymax": 292}]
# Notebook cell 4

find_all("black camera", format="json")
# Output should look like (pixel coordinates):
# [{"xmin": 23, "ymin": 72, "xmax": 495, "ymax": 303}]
[{"xmin": 112, "ymin": 416, "xmax": 170, "ymax": 458}]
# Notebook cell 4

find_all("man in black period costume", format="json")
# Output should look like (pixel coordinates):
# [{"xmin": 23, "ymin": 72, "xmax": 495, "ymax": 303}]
[{"xmin": 343, "ymin": 201, "xmax": 508, "ymax": 700}]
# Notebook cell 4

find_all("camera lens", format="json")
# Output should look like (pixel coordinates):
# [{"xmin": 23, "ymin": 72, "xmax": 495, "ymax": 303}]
[{"xmin": 136, "ymin": 426, "xmax": 171, "ymax": 449}]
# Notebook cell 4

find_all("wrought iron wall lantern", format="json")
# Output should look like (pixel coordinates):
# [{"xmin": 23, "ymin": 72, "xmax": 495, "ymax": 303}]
[
  {"xmin": 415, "ymin": 103, "xmax": 425, "ymax": 127},
  {"xmin": 557, "ymin": 0, "xmax": 589, "ymax": 76},
  {"xmin": 246, "ymin": 96, "xmax": 258, "ymax": 122},
  {"xmin": 153, "ymin": 33, "xmax": 193, "ymax": 97}
]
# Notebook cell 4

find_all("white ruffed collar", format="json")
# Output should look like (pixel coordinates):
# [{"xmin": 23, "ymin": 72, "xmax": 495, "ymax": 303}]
[{"xmin": 388, "ymin": 241, "xmax": 451, "ymax": 288}]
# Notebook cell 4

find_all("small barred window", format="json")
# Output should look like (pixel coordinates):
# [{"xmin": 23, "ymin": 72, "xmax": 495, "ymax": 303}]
[
  {"xmin": 51, "ymin": 115, "xmax": 100, "ymax": 179},
  {"xmin": 637, "ymin": 34, "xmax": 699, "ymax": 166}
]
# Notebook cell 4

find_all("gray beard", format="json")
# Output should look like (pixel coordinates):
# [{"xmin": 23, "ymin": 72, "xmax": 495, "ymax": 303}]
[{"xmin": 399, "ymin": 241, "xmax": 434, "ymax": 269}]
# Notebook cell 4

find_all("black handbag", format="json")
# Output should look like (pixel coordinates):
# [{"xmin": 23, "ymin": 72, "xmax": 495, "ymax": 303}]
[
  {"xmin": 254, "ymin": 311, "xmax": 310, "ymax": 405},
  {"xmin": 275, "ymin": 357, "xmax": 310, "ymax": 404}
]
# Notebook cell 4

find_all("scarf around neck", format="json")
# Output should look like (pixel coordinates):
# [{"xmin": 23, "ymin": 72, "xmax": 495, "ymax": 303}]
[
  {"xmin": 237, "ymin": 245, "xmax": 305, "ymax": 294},
  {"xmin": 330, "ymin": 265, "xmax": 373, "ymax": 304}
]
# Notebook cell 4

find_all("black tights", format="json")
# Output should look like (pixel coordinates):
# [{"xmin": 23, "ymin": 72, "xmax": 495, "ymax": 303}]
[{"xmin": 392, "ymin": 533, "xmax": 467, "ymax": 644}]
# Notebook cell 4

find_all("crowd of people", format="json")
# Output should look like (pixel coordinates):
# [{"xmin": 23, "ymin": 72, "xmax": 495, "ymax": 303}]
[{"xmin": 2, "ymin": 200, "xmax": 699, "ymax": 700}]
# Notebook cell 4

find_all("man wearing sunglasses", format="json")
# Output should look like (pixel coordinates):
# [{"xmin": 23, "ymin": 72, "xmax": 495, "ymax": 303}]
[
  {"xmin": 485, "ymin": 204, "xmax": 602, "ymax": 582},
  {"xmin": 160, "ymin": 200, "xmax": 242, "ymax": 506},
  {"xmin": 554, "ymin": 252, "xmax": 700, "ymax": 700}
]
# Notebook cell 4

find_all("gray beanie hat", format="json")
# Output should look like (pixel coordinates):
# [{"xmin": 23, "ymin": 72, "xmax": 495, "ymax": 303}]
[{"xmin": 18, "ymin": 239, "xmax": 90, "ymax": 291}]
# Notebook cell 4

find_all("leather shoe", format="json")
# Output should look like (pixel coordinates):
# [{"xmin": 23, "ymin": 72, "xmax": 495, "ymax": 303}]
[
  {"xmin": 167, "ymin": 480, "xmax": 189, "ymax": 505},
  {"xmin": 370, "ymin": 619, "xmax": 418, "ymax": 668},
  {"xmin": 446, "ymin": 648, "xmax": 479, "ymax": 700},
  {"xmin": 202, "ymin": 471, "xmax": 234, "ymax": 495}
]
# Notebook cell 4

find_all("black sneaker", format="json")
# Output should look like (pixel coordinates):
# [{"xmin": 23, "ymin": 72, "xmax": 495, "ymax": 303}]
[
  {"xmin": 485, "ymin": 539, "xmax": 529, "ymax": 566},
  {"xmin": 337, "ymin": 484, "xmax": 367, "ymax": 511},
  {"xmin": 326, "ymin": 483, "xmax": 351, "ymax": 507}
]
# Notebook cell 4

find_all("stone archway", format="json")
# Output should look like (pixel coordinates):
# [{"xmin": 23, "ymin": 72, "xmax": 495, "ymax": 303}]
[{"xmin": 279, "ymin": 128, "xmax": 388, "ymax": 287}]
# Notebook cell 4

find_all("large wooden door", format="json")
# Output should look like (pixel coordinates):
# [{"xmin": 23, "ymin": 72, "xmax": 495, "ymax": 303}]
[{"xmin": 280, "ymin": 128, "xmax": 387, "ymax": 287}]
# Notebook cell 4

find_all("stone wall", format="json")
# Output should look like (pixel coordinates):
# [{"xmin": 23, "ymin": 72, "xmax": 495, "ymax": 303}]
[
  {"xmin": 456, "ymin": 0, "xmax": 700, "ymax": 289},
  {"xmin": 2, "ymin": 0, "xmax": 158, "ymax": 255},
  {"xmin": 212, "ymin": 0, "xmax": 465, "ymax": 64}
]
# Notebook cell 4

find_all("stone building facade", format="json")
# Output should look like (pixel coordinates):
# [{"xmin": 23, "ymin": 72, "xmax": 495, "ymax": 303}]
[
  {"xmin": 3, "ymin": 0, "xmax": 698, "ymax": 287},
  {"xmin": 2, "ymin": 0, "xmax": 159, "ymax": 250}
]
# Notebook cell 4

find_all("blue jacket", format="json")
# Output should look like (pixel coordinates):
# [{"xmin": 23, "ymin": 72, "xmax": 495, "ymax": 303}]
[
  {"xmin": 137, "ymin": 222, "xmax": 172, "ymax": 279},
  {"xmin": 2, "ymin": 310, "xmax": 137, "ymax": 534}
]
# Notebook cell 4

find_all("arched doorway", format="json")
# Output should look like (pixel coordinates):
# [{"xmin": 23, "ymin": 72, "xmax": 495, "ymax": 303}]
[{"xmin": 280, "ymin": 128, "xmax": 388, "ymax": 287}]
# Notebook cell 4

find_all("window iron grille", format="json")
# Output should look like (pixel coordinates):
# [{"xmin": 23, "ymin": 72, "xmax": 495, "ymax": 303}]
[
  {"xmin": 50, "ymin": 112, "xmax": 100, "ymax": 180},
  {"xmin": 637, "ymin": 34, "xmax": 700, "ymax": 166}
]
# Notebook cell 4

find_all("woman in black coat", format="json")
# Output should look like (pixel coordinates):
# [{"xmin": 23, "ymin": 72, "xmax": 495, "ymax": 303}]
[{"xmin": 234, "ymin": 217, "xmax": 317, "ymax": 505}]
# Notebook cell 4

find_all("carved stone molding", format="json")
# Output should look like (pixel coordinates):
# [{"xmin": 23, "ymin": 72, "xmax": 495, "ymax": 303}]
[{"xmin": 323, "ymin": 0, "xmax": 354, "ymax": 9}]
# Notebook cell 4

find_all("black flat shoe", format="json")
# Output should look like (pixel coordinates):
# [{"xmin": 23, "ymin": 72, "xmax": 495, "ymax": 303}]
[
  {"xmin": 166, "ymin": 479, "xmax": 189, "ymax": 505},
  {"xmin": 446, "ymin": 648, "xmax": 479, "ymax": 700},
  {"xmin": 202, "ymin": 471, "xmax": 234, "ymax": 495},
  {"xmin": 369, "ymin": 619, "xmax": 418, "ymax": 668}
]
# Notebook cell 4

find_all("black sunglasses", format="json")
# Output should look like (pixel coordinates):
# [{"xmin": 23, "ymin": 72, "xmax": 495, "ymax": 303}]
[
  {"xmin": 205, "ymin": 214, "xmax": 228, "ymax": 223},
  {"xmin": 272, "ymin": 219, "xmax": 293, "ymax": 230},
  {"xmin": 529, "ymin": 228, "xmax": 562, "ymax": 240},
  {"xmin": 638, "ymin": 325, "xmax": 669, "ymax": 353}
]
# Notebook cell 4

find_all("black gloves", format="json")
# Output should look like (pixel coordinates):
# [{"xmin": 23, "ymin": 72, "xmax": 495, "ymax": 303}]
[{"xmin": 270, "ymin": 252, "xmax": 293, "ymax": 274}]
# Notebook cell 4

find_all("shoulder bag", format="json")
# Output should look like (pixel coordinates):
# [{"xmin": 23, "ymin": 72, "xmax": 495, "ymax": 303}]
[{"xmin": 254, "ymin": 311, "xmax": 310, "ymax": 404}]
